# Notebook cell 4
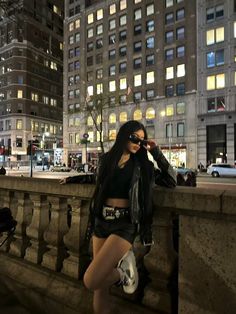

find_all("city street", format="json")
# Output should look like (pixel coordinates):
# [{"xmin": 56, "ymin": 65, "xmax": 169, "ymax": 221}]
[{"xmin": 3, "ymin": 167, "xmax": 236, "ymax": 190}]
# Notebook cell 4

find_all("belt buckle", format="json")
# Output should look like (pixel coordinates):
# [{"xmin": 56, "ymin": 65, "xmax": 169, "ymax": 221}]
[{"xmin": 103, "ymin": 206, "xmax": 115, "ymax": 220}]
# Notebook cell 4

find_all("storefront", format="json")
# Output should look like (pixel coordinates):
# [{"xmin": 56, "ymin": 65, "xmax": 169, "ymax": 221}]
[{"xmin": 161, "ymin": 145, "xmax": 187, "ymax": 167}]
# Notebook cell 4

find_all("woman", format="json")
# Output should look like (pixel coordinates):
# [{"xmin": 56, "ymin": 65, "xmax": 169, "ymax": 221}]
[{"xmin": 82, "ymin": 120, "xmax": 176, "ymax": 314}]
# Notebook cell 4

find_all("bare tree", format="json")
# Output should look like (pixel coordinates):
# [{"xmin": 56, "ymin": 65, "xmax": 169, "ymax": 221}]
[{"xmin": 85, "ymin": 93, "xmax": 110, "ymax": 154}]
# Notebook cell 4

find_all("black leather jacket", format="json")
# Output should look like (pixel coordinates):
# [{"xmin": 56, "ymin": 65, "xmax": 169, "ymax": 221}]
[{"xmin": 90, "ymin": 146, "xmax": 177, "ymax": 246}]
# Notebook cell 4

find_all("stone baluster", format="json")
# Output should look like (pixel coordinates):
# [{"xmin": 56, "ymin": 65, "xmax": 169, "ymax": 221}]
[
  {"xmin": 62, "ymin": 198, "xmax": 91, "ymax": 279},
  {"xmin": 142, "ymin": 210, "xmax": 178, "ymax": 313},
  {"xmin": 9, "ymin": 192, "xmax": 32, "ymax": 257},
  {"xmin": 41, "ymin": 196, "xmax": 68, "ymax": 271},
  {"xmin": 25, "ymin": 194, "xmax": 49, "ymax": 264}
]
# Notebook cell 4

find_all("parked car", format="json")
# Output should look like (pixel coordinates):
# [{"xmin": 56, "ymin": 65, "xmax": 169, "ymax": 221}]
[
  {"xmin": 51, "ymin": 166, "xmax": 71, "ymax": 172},
  {"xmin": 174, "ymin": 166, "xmax": 198, "ymax": 176},
  {"xmin": 207, "ymin": 163, "xmax": 236, "ymax": 177}
]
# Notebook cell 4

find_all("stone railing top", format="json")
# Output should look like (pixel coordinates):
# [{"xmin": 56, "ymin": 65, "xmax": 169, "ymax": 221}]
[
  {"xmin": 0, "ymin": 176, "xmax": 95, "ymax": 199},
  {"xmin": 0, "ymin": 176, "xmax": 235, "ymax": 216},
  {"xmin": 153, "ymin": 185, "xmax": 236, "ymax": 216}
]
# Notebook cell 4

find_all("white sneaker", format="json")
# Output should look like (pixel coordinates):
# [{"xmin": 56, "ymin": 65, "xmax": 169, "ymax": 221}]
[{"xmin": 117, "ymin": 249, "xmax": 139, "ymax": 294}]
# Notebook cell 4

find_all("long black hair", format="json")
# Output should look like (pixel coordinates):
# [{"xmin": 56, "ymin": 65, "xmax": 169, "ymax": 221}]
[{"xmin": 99, "ymin": 120, "xmax": 152, "ymax": 186}]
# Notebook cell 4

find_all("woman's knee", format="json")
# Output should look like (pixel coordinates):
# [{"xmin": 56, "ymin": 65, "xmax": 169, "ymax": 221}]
[{"xmin": 83, "ymin": 269, "xmax": 98, "ymax": 291}]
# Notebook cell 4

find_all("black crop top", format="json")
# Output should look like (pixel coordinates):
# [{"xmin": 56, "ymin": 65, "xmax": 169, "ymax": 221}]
[{"xmin": 105, "ymin": 155, "xmax": 134, "ymax": 199}]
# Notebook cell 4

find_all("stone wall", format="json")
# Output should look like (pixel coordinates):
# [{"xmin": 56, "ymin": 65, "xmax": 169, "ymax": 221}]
[{"xmin": 0, "ymin": 177, "xmax": 235, "ymax": 314}]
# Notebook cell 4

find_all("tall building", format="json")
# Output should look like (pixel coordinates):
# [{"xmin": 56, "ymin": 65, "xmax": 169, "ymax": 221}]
[
  {"xmin": 64, "ymin": 0, "xmax": 197, "ymax": 168},
  {"xmin": 0, "ymin": 0, "xmax": 64, "ymax": 165},
  {"xmin": 197, "ymin": 0, "xmax": 236, "ymax": 166}
]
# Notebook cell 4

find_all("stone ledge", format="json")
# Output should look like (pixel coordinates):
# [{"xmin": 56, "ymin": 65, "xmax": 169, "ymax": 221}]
[{"xmin": 0, "ymin": 253, "xmax": 160, "ymax": 314}]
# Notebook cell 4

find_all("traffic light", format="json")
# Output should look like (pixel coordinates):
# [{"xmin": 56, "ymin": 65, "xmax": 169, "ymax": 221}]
[{"xmin": 27, "ymin": 140, "xmax": 40, "ymax": 155}]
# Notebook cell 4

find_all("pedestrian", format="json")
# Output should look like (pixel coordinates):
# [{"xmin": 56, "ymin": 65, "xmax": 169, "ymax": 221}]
[
  {"xmin": 0, "ymin": 166, "xmax": 6, "ymax": 175},
  {"xmin": 78, "ymin": 120, "xmax": 177, "ymax": 313}
]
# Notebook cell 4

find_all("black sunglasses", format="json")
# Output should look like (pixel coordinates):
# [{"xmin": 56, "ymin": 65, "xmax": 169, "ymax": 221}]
[{"xmin": 129, "ymin": 134, "xmax": 148, "ymax": 146}]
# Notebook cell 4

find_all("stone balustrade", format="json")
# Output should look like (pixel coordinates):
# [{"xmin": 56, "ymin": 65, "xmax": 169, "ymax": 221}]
[{"xmin": 0, "ymin": 176, "xmax": 235, "ymax": 314}]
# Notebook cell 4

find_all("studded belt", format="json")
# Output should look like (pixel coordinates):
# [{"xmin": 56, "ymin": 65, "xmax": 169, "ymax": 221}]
[{"xmin": 102, "ymin": 205, "xmax": 130, "ymax": 220}]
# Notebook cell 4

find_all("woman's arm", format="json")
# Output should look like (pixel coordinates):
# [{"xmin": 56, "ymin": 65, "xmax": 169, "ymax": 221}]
[{"xmin": 144, "ymin": 141, "xmax": 177, "ymax": 188}]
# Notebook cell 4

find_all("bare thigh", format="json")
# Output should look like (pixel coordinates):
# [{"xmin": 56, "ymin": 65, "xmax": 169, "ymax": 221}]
[{"xmin": 84, "ymin": 234, "xmax": 132, "ymax": 291}]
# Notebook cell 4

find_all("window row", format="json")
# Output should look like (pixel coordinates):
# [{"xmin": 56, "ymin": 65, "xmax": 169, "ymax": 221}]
[
  {"xmin": 166, "ymin": 64, "xmax": 186, "ymax": 79},
  {"xmin": 68, "ymin": 19, "xmax": 80, "ymax": 32},
  {"xmin": 166, "ymin": 0, "xmax": 184, "ymax": 8},
  {"xmin": 206, "ymin": 4, "xmax": 224, "ymax": 23},
  {"xmin": 206, "ymin": 27, "xmax": 224, "ymax": 46},
  {"xmin": 165, "ymin": 27, "xmax": 185, "ymax": 43},
  {"xmin": 165, "ymin": 46, "xmax": 185, "ymax": 60},
  {"xmin": 68, "ymin": 32, "xmax": 80, "ymax": 44},
  {"xmin": 165, "ymin": 83, "xmax": 185, "ymax": 97},
  {"xmin": 165, "ymin": 8, "xmax": 185, "ymax": 25},
  {"xmin": 31, "ymin": 120, "xmax": 59, "ymax": 134},
  {"xmin": 1, "ymin": 90, "xmax": 57, "ymax": 106}
]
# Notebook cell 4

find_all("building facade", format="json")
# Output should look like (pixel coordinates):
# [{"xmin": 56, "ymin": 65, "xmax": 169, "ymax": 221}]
[
  {"xmin": 0, "ymin": 0, "xmax": 64, "ymax": 165},
  {"xmin": 64, "ymin": 0, "xmax": 197, "ymax": 168},
  {"xmin": 197, "ymin": 0, "xmax": 236, "ymax": 166}
]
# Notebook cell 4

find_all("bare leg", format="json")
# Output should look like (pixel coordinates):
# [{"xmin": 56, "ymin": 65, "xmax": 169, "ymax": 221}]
[
  {"xmin": 91, "ymin": 235, "xmax": 111, "ymax": 314},
  {"xmin": 84, "ymin": 234, "xmax": 132, "ymax": 291}
]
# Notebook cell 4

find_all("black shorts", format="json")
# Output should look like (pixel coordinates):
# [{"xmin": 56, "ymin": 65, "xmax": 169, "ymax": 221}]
[{"xmin": 93, "ymin": 215, "xmax": 137, "ymax": 245}]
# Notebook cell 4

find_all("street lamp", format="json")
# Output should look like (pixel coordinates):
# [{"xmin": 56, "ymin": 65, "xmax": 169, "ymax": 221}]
[{"xmin": 41, "ymin": 132, "xmax": 50, "ymax": 171}]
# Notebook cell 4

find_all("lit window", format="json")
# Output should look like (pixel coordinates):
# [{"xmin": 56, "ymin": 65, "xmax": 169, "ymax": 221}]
[
  {"xmin": 216, "ymin": 27, "xmax": 224, "ymax": 42},
  {"xmin": 109, "ymin": 4, "xmax": 116, "ymax": 15},
  {"xmin": 176, "ymin": 102, "xmax": 185, "ymax": 114},
  {"xmin": 166, "ymin": 66, "xmax": 174, "ymax": 80},
  {"xmin": 206, "ymin": 29, "xmax": 215, "ymax": 45},
  {"xmin": 166, "ymin": 0, "xmax": 173, "ymax": 8},
  {"xmin": 134, "ymin": 9, "xmax": 142, "ymax": 20},
  {"xmin": 88, "ymin": 131, "xmax": 94, "ymax": 142},
  {"xmin": 87, "ymin": 28, "xmax": 93, "ymax": 38},
  {"xmin": 87, "ymin": 85, "xmax": 94, "ymax": 96},
  {"xmin": 166, "ymin": 104, "xmax": 174, "ymax": 116},
  {"xmin": 97, "ymin": 9, "xmax": 103, "ymax": 20},
  {"xmin": 146, "ymin": 107, "xmax": 155, "ymax": 119},
  {"xmin": 146, "ymin": 71, "xmax": 155, "ymax": 84},
  {"xmin": 146, "ymin": 4, "xmax": 154, "ymax": 16},
  {"xmin": 134, "ymin": 74, "xmax": 142, "ymax": 86},
  {"xmin": 120, "ymin": 0, "xmax": 127, "ymax": 10},
  {"xmin": 17, "ymin": 90, "xmax": 23, "ymax": 98},
  {"xmin": 207, "ymin": 75, "xmax": 215, "ymax": 90},
  {"xmin": 69, "ymin": 22, "xmax": 74, "ymax": 32},
  {"xmin": 176, "ymin": 64, "xmax": 185, "ymax": 77},
  {"xmin": 120, "ymin": 15, "xmax": 127, "ymax": 26},
  {"xmin": 69, "ymin": 35, "xmax": 74, "ymax": 45},
  {"xmin": 120, "ymin": 77, "xmax": 127, "ymax": 90},
  {"xmin": 134, "ymin": 0, "xmax": 142, "ymax": 3},
  {"xmin": 109, "ymin": 129, "xmax": 116, "ymax": 141},
  {"xmin": 109, "ymin": 113, "xmax": 116, "ymax": 124},
  {"xmin": 87, "ymin": 116, "xmax": 93, "ymax": 126},
  {"xmin": 109, "ymin": 80, "xmax": 116, "ymax": 92},
  {"xmin": 16, "ymin": 119, "xmax": 23, "ymax": 130},
  {"xmin": 97, "ymin": 115, "xmax": 101, "ymax": 124},
  {"xmin": 87, "ymin": 13, "xmax": 94, "ymax": 24},
  {"xmin": 120, "ymin": 112, "xmax": 128, "ymax": 122},
  {"xmin": 133, "ymin": 109, "xmax": 142, "ymax": 120},
  {"xmin": 75, "ymin": 19, "xmax": 80, "ymax": 29},
  {"xmin": 109, "ymin": 19, "xmax": 116, "ymax": 30},
  {"xmin": 31, "ymin": 92, "xmax": 39, "ymax": 101},
  {"xmin": 96, "ymin": 24, "xmax": 103, "ymax": 35},
  {"xmin": 96, "ymin": 83, "xmax": 103, "ymax": 94},
  {"xmin": 216, "ymin": 73, "xmax": 225, "ymax": 89},
  {"xmin": 75, "ymin": 32, "xmax": 80, "ymax": 43}
]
